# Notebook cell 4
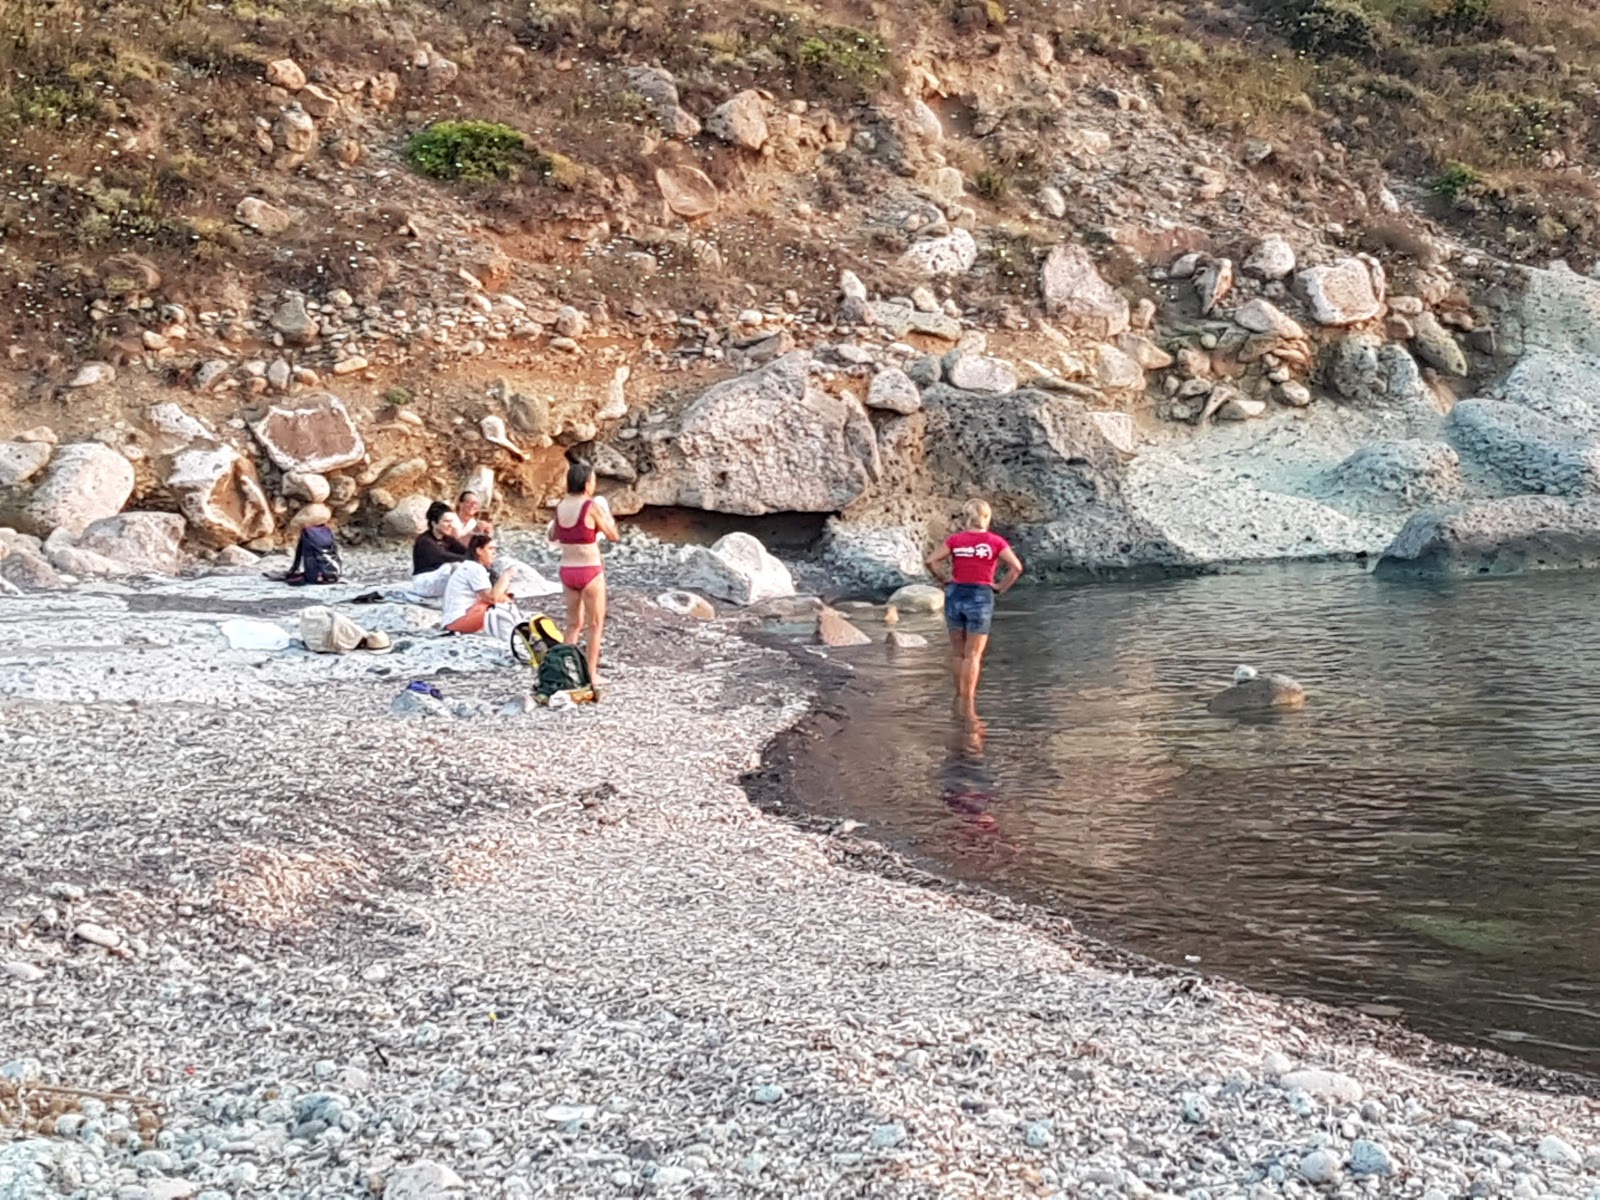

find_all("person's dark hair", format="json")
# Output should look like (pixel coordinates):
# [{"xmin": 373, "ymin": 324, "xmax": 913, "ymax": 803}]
[
  {"xmin": 425, "ymin": 500, "xmax": 451, "ymax": 529},
  {"xmin": 467, "ymin": 532, "xmax": 494, "ymax": 560},
  {"xmin": 566, "ymin": 460, "xmax": 593, "ymax": 495},
  {"xmin": 456, "ymin": 490, "xmax": 478, "ymax": 507}
]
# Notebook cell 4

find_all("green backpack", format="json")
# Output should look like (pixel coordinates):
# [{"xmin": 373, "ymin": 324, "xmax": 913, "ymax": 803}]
[{"xmin": 535, "ymin": 642, "xmax": 592, "ymax": 701}]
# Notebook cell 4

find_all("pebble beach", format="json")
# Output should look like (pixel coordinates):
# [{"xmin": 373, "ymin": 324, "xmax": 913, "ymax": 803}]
[{"xmin": 3, "ymin": 560, "xmax": 1600, "ymax": 1200}]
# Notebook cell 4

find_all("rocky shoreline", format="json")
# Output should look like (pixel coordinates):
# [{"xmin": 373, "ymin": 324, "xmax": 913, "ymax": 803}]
[{"xmin": 4, "ymin": 560, "xmax": 1600, "ymax": 1199}]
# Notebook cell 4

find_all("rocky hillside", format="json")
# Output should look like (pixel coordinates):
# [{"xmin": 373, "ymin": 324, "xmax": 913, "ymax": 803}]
[{"xmin": 4, "ymin": 0, "xmax": 1600, "ymax": 587}]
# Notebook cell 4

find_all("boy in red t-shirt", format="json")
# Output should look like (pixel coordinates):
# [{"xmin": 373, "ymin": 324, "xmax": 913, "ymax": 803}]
[{"xmin": 924, "ymin": 498, "xmax": 1024, "ymax": 719}]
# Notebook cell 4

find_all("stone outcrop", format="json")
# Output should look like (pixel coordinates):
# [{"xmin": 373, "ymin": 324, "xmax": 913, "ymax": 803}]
[
  {"xmin": 76, "ymin": 512, "xmax": 186, "ymax": 575},
  {"xmin": 1376, "ymin": 496, "xmax": 1600, "ymax": 576},
  {"xmin": 1446, "ymin": 398, "xmax": 1600, "ymax": 498},
  {"xmin": 681, "ymin": 532, "xmax": 795, "ymax": 605},
  {"xmin": 149, "ymin": 404, "xmax": 275, "ymax": 546},
  {"xmin": 14, "ymin": 443, "xmax": 135, "ymax": 536},
  {"xmin": 1324, "ymin": 441, "xmax": 1462, "ymax": 505},
  {"xmin": 250, "ymin": 392, "xmax": 365, "ymax": 475},
  {"xmin": 1040, "ymin": 244, "xmax": 1129, "ymax": 337},
  {"xmin": 821, "ymin": 522, "xmax": 927, "ymax": 591},
  {"xmin": 632, "ymin": 353, "xmax": 879, "ymax": 515},
  {"xmin": 1325, "ymin": 335, "xmax": 1430, "ymax": 411}
]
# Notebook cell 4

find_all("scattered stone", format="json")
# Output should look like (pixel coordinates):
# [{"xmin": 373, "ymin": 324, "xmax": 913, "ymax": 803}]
[
  {"xmin": 1038, "ymin": 186, "xmax": 1067, "ymax": 219},
  {"xmin": 751, "ymin": 1084, "xmax": 785, "ymax": 1105},
  {"xmin": 1278, "ymin": 1069, "xmax": 1363, "ymax": 1104},
  {"xmin": 1024, "ymin": 1121, "xmax": 1053, "ymax": 1149},
  {"xmin": 384, "ymin": 1161, "xmax": 465, "ymax": 1199},
  {"xmin": 235, "ymin": 197, "xmax": 293, "ymax": 235},
  {"xmin": 1217, "ymin": 392, "xmax": 1266, "ymax": 421},
  {"xmin": 1411, "ymin": 311, "xmax": 1469, "ymax": 377},
  {"xmin": 65, "ymin": 362, "xmax": 116, "ymax": 390},
  {"xmin": 265, "ymin": 58, "xmax": 306, "ymax": 90},
  {"xmin": 1196, "ymin": 258, "xmax": 1234, "ymax": 315},
  {"xmin": 900, "ymin": 229, "xmax": 978, "ymax": 278},
  {"xmin": 871, "ymin": 1123, "xmax": 907, "ymax": 1149},
  {"xmin": 886, "ymin": 630, "xmax": 928, "ymax": 649},
  {"xmin": 947, "ymin": 354, "xmax": 1018, "ymax": 394},
  {"xmin": 1349, "ymin": 1139, "xmax": 1397, "ymax": 1177},
  {"xmin": 1234, "ymin": 298, "xmax": 1305, "ymax": 340},
  {"xmin": 1537, "ymin": 1135, "xmax": 1582, "ymax": 1169},
  {"xmin": 1041, "ymin": 244, "xmax": 1130, "ymax": 337},
  {"xmin": 77, "ymin": 513, "xmax": 185, "ymax": 576},
  {"xmin": 0, "ymin": 441, "xmax": 51, "ymax": 488},
  {"xmin": 682, "ymin": 533, "xmax": 795, "ymax": 605},
  {"xmin": 656, "ymin": 591, "xmax": 716, "ymax": 620},
  {"xmin": 1244, "ymin": 237, "xmax": 1296, "ymax": 280},
  {"xmin": 1299, "ymin": 258, "xmax": 1383, "ymax": 326},
  {"xmin": 1300, "ymin": 1149, "xmax": 1342, "ymax": 1186},
  {"xmin": 1278, "ymin": 381, "xmax": 1312, "ymax": 407},
  {"xmin": 270, "ymin": 295, "xmax": 320, "ymax": 344},
  {"xmin": 74, "ymin": 922, "xmax": 121, "ymax": 949},
  {"xmin": 705, "ymin": 90, "xmax": 769, "ymax": 150},
  {"xmin": 1327, "ymin": 334, "xmax": 1430, "ymax": 411},
  {"xmin": 867, "ymin": 368, "xmax": 923, "ymax": 414},
  {"xmin": 1262, "ymin": 1050, "xmax": 1294, "ymax": 1078},
  {"xmin": 99, "ymin": 252, "xmax": 162, "ymax": 296},
  {"xmin": 655, "ymin": 166, "xmax": 719, "ymax": 219},
  {"xmin": 817, "ymin": 607, "xmax": 872, "ymax": 647},
  {"xmin": 3, "ymin": 962, "xmax": 45, "ymax": 983},
  {"xmin": 1094, "ymin": 345, "xmax": 1145, "ymax": 393}
]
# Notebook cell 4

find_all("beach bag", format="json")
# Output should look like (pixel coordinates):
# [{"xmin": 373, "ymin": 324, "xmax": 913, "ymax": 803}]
[
  {"xmin": 482, "ymin": 602, "xmax": 521, "ymax": 646},
  {"xmin": 510, "ymin": 613, "xmax": 565, "ymax": 666},
  {"xmin": 297, "ymin": 525, "xmax": 342, "ymax": 584},
  {"xmin": 534, "ymin": 642, "xmax": 593, "ymax": 703}
]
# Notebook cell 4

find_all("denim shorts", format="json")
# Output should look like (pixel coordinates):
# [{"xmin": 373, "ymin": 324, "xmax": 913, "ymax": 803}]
[{"xmin": 944, "ymin": 583, "xmax": 995, "ymax": 636}]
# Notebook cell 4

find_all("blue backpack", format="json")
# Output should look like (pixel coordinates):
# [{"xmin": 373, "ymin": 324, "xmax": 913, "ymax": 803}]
[{"xmin": 294, "ymin": 524, "xmax": 342, "ymax": 584}]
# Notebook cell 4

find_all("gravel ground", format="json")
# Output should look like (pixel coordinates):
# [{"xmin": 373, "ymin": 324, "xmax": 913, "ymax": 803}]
[{"xmin": 3, "ymin": 560, "xmax": 1600, "ymax": 1200}]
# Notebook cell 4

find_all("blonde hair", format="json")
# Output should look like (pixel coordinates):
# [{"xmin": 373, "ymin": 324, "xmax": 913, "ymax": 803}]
[{"xmin": 962, "ymin": 498, "xmax": 992, "ymax": 531}]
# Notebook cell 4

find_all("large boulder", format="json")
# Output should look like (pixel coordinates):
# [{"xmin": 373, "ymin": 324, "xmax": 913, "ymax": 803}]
[
  {"xmin": 76, "ymin": 512, "xmax": 185, "ymax": 575},
  {"xmin": 250, "ymin": 392, "xmax": 365, "ymax": 475},
  {"xmin": 705, "ymin": 90, "xmax": 769, "ymax": 150},
  {"xmin": 821, "ymin": 521, "xmax": 927, "ymax": 590},
  {"xmin": 1325, "ymin": 334, "xmax": 1431, "ymax": 411},
  {"xmin": 681, "ymin": 532, "xmax": 795, "ymax": 605},
  {"xmin": 149, "ymin": 404, "xmax": 275, "ymax": 546},
  {"xmin": 1323, "ymin": 440, "xmax": 1462, "ymax": 506},
  {"xmin": 899, "ymin": 229, "xmax": 978, "ymax": 278},
  {"xmin": 633, "ymin": 353, "xmax": 880, "ymax": 515},
  {"xmin": 1446, "ymin": 398, "xmax": 1600, "ymax": 498},
  {"xmin": 1376, "ymin": 496, "xmax": 1600, "ymax": 576},
  {"xmin": 15, "ymin": 442, "xmax": 134, "ymax": 536},
  {"xmin": 1040, "ymin": 244, "xmax": 1130, "ymax": 337},
  {"xmin": 1298, "ymin": 258, "xmax": 1383, "ymax": 326}
]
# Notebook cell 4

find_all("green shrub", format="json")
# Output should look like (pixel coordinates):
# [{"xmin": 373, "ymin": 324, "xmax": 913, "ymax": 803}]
[
  {"xmin": 1274, "ymin": 0, "xmax": 1381, "ymax": 57},
  {"xmin": 973, "ymin": 168, "xmax": 1011, "ymax": 202},
  {"xmin": 794, "ymin": 27, "xmax": 889, "ymax": 92},
  {"xmin": 406, "ymin": 120, "xmax": 528, "ymax": 182},
  {"xmin": 1431, "ymin": 161, "xmax": 1481, "ymax": 200}
]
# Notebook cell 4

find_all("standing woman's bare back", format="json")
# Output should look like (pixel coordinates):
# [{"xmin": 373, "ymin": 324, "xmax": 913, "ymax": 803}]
[{"xmin": 548, "ymin": 460, "xmax": 620, "ymax": 685}]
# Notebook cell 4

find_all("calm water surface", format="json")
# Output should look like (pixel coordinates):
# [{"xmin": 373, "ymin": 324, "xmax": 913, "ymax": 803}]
[{"xmin": 794, "ymin": 566, "xmax": 1600, "ymax": 1072}]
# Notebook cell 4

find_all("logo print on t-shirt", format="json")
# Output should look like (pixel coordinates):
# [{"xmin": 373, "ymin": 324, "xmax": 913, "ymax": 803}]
[{"xmin": 953, "ymin": 543, "xmax": 994, "ymax": 559}]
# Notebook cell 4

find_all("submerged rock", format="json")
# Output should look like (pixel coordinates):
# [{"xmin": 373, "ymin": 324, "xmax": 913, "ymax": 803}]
[
  {"xmin": 1207, "ymin": 666, "xmax": 1306, "ymax": 715},
  {"xmin": 1376, "ymin": 496, "xmax": 1600, "ymax": 577}
]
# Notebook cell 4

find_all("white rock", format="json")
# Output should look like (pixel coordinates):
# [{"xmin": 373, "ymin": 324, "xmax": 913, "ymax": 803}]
[
  {"xmin": 1038, "ymin": 185, "xmax": 1067, "ymax": 219},
  {"xmin": 235, "ymin": 196, "xmax": 293, "ymax": 236},
  {"xmin": 19, "ymin": 443, "xmax": 135, "ymax": 537},
  {"xmin": 1218, "ymin": 394, "xmax": 1267, "ymax": 421},
  {"xmin": 899, "ymin": 229, "xmax": 978, "ymax": 278},
  {"xmin": 947, "ymin": 354, "xmax": 1018, "ymax": 394},
  {"xmin": 1278, "ymin": 381, "xmax": 1312, "ymax": 407},
  {"xmin": 1234, "ymin": 298, "xmax": 1305, "ymax": 340},
  {"xmin": 0, "ymin": 441, "xmax": 52, "ymax": 488},
  {"xmin": 908, "ymin": 98, "xmax": 943, "ymax": 140},
  {"xmin": 3, "ymin": 962, "xmax": 45, "ymax": 983},
  {"xmin": 1261, "ymin": 1050, "xmax": 1294, "ymax": 1077},
  {"xmin": 705, "ymin": 90, "xmax": 769, "ymax": 150},
  {"xmin": 282, "ymin": 472, "xmax": 331, "ymax": 504},
  {"xmin": 867, "ymin": 368, "xmax": 923, "ymax": 414},
  {"xmin": 265, "ymin": 58, "xmax": 306, "ymax": 90},
  {"xmin": 77, "ymin": 512, "xmax": 185, "ymax": 576},
  {"xmin": 655, "ymin": 591, "xmax": 716, "ymax": 620},
  {"xmin": 74, "ymin": 923, "xmax": 121, "ymax": 949},
  {"xmin": 682, "ymin": 533, "xmax": 795, "ymax": 606},
  {"xmin": 250, "ymin": 393, "xmax": 365, "ymax": 475},
  {"xmin": 1299, "ymin": 258, "xmax": 1383, "ymax": 326},
  {"xmin": 840, "ymin": 271, "xmax": 868, "ymax": 302},
  {"xmin": 1041, "ymin": 244, "xmax": 1130, "ymax": 337},
  {"xmin": 1279, "ymin": 1069, "xmax": 1363, "ymax": 1104},
  {"xmin": 1243, "ymin": 236, "xmax": 1296, "ymax": 280},
  {"xmin": 65, "ymin": 362, "xmax": 116, "ymax": 389},
  {"xmin": 1537, "ymin": 1135, "xmax": 1582, "ymax": 1168},
  {"xmin": 384, "ymin": 1161, "xmax": 465, "ymax": 1199},
  {"xmin": 888, "ymin": 583, "xmax": 944, "ymax": 614}
]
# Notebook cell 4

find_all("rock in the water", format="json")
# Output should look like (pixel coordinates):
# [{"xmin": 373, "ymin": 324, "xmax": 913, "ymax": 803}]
[
  {"xmin": 1234, "ymin": 298, "xmax": 1305, "ymax": 340},
  {"xmin": 633, "ymin": 353, "xmax": 878, "ymax": 515},
  {"xmin": 1243, "ymin": 236, "xmax": 1296, "ymax": 280},
  {"xmin": 1299, "ymin": 258, "xmax": 1383, "ymax": 326},
  {"xmin": 947, "ymin": 354, "xmax": 1018, "ymax": 394},
  {"xmin": 384, "ymin": 1161, "xmax": 466, "ymax": 1199},
  {"xmin": 1411, "ymin": 310, "xmax": 1469, "ymax": 377},
  {"xmin": 76, "ymin": 512, "xmax": 185, "ymax": 575},
  {"xmin": 250, "ymin": 392, "xmax": 366, "ymax": 475},
  {"xmin": 1326, "ymin": 334, "xmax": 1430, "ymax": 411},
  {"xmin": 705, "ymin": 90, "xmax": 769, "ymax": 150},
  {"xmin": 1447, "ymin": 398, "xmax": 1600, "ymax": 497},
  {"xmin": 16, "ymin": 443, "xmax": 135, "ymax": 536},
  {"xmin": 681, "ymin": 533, "xmax": 795, "ymax": 605},
  {"xmin": 1325, "ymin": 440, "xmax": 1461, "ymax": 504},
  {"xmin": 655, "ymin": 166, "xmax": 719, "ymax": 219},
  {"xmin": 0, "ymin": 441, "xmax": 52, "ymax": 489},
  {"xmin": 817, "ymin": 607, "xmax": 872, "ymax": 647},
  {"xmin": 888, "ymin": 583, "xmax": 944, "ymax": 613},
  {"xmin": 1277, "ymin": 1068, "xmax": 1363, "ymax": 1103},
  {"xmin": 867, "ymin": 368, "xmax": 923, "ymax": 414},
  {"xmin": 1377, "ymin": 496, "xmax": 1600, "ymax": 576},
  {"xmin": 886, "ymin": 630, "xmax": 928, "ymax": 649},
  {"xmin": 1041, "ymin": 243, "xmax": 1130, "ymax": 337},
  {"xmin": 656, "ymin": 590, "xmax": 716, "ymax": 620},
  {"xmin": 1208, "ymin": 666, "xmax": 1306, "ymax": 714},
  {"xmin": 899, "ymin": 229, "xmax": 978, "ymax": 278}
]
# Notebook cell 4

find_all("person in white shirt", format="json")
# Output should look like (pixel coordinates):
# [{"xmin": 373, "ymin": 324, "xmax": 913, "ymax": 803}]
[{"xmin": 442, "ymin": 533, "xmax": 512, "ymax": 634}]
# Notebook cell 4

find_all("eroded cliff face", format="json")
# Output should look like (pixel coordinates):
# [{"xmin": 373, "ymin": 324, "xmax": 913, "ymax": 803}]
[{"xmin": 0, "ymin": 0, "xmax": 1593, "ymax": 587}]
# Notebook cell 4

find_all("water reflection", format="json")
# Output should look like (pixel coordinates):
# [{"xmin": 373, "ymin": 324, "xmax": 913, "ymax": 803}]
[{"xmin": 795, "ymin": 565, "xmax": 1600, "ymax": 1072}]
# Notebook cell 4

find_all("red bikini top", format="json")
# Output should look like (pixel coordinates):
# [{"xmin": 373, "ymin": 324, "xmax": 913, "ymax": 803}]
[{"xmin": 554, "ymin": 499, "xmax": 598, "ymax": 545}]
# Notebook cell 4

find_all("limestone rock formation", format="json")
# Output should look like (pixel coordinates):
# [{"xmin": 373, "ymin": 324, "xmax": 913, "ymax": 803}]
[
  {"xmin": 681, "ymin": 532, "xmax": 795, "ymax": 605},
  {"xmin": 632, "ymin": 353, "xmax": 879, "ymax": 515},
  {"xmin": 76, "ymin": 512, "xmax": 186, "ymax": 576},
  {"xmin": 1377, "ymin": 496, "xmax": 1600, "ymax": 576},
  {"xmin": 1040, "ymin": 244, "xmax": 1129, "ymax": 337},
  {"xmin": 1299, "ymin": 258, "xmax": 1383, "ymax": 326},
  {"xmin": 14, "ymin": 443, "xmax": 135, "ymax": 536},
  {"xmin": 250, "ymin": 392, "xmax": 365, "ymax": 475}
]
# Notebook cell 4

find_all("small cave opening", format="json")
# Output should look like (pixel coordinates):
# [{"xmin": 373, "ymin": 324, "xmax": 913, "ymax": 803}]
[{"xmin": 623, "ymin": 506, "xmax": 831, "ymax": 553}]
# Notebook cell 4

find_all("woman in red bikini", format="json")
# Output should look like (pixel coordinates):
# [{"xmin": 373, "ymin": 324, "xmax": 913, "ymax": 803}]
[{"xmin": 549, "ymin": 461, "xmax": 620, "ymax": 684}]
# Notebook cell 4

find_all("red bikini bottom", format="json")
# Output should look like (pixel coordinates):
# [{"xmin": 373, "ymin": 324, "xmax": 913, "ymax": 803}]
[{"xmin": 559, "ymin": 564, "xmax": 604, "ymax": 592}]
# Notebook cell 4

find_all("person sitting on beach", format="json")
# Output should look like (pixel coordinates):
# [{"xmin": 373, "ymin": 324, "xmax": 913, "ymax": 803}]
[
  {"xmin": 457, "ymin": 490, "xmax": 492, "ymax": 537},
  {"xmin": 549, "ymin": 460, "xmax": 619, "ymax": 685},
  {"xmin": 441, "ymin": 533, "xmax": 512, "ymax": 634},
  {"xmin": 411, "ymin": 502, "xmax": 468, "ymax": 599}
]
